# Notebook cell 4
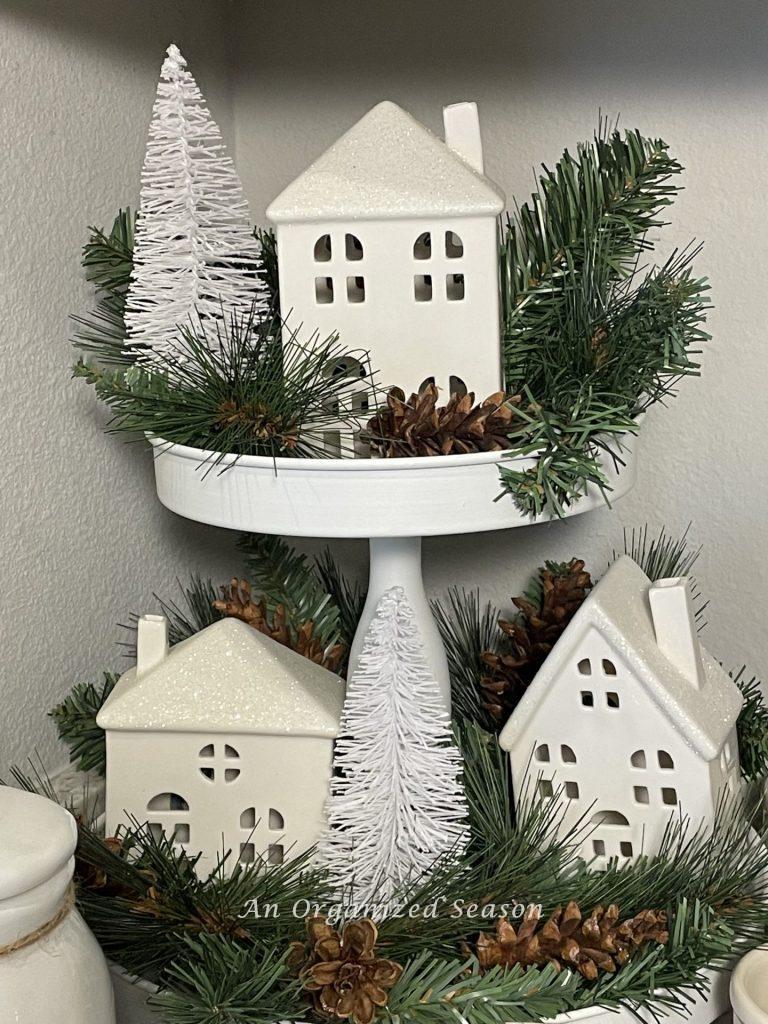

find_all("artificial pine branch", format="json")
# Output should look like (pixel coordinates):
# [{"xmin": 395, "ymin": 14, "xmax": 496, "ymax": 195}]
[
  {"xmin": 49, "ymin": 672, "xmax": 118, "ymax": 776},
  {"xmin": 314, "ymin": 547, "xmax": 367, "ymax": 654},
  {"xmin": 733, "ymin": 668, "xmax": 768, "ymax": 782},
  {"xmin": 71, "ymin": 209, "xmax": 136, "ymax": 367},
  {"xmin": 77, "ymin": 310, "xmax": 371, "ymax": 461},
  {"xmin": 239, "ymin": 534, "xmax": 344, "ymax": 656}
]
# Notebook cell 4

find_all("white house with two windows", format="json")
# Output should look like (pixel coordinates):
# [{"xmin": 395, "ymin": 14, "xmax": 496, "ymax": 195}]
[
  {"xmin": 266, "ymin": 99, "xmax": 506, "ymax": 452},
  {"xmin": 499, "ymin": 556, "xmax": 744, "ymax": 869}
]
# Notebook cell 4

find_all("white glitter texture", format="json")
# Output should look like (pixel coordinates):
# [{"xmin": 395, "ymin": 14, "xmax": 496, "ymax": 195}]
[
  {"xmin": 267, "ymin": 100, "xmax": 505, "ymax": 223},
  {"xmin": 97, "ymin": 617, "xmax": 345, "ymax": 736}
]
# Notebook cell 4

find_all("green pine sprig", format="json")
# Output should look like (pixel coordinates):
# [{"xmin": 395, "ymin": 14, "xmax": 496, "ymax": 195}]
[
  {"xmin": 48, "ymin": 672, "xmax": 118, "ymax": 776},
  {"xmin": 734, "ymin": 668, "xmax": 768, "ymax": 782}
]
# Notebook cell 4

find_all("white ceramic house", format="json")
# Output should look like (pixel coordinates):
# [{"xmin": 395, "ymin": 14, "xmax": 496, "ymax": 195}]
[
  {"xmin": 266, "ymin": 100, "xmax": 506, "ymax": 454},
  {"xmin": 97, "ymin": 615, "xmax": 345, "ymax": 877},
  {"xmin": 499, "ymin": 556, "xmax": 744, "ymax": 869}
]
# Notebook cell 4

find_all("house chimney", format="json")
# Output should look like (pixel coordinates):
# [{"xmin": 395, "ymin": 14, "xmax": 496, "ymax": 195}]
[
  {"xmin": 648, "ymin": 578, "xmax": 705, "ymax": 690},
  {"xmin": 136, "ymin": 614, "xmax": 169, "ymax": 678},
  {"xmin": 443, "ymin": 102, "xmax": 484, "ymax": 174}
]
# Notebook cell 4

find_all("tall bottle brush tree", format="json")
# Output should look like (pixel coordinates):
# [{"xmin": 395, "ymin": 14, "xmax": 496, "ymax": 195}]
[
  {"xmin": 125, "ymin": 44, "xmax": 268, "ymax": 361},
  {"xmin": 319, "ymin": 587, "xmax": 469, "ymax": 911}
]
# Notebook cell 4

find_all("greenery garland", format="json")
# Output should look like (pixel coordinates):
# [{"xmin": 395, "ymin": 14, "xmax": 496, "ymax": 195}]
[{"xmin": 72, "ymin": 123, "xmax": 709, "ymax": 517}]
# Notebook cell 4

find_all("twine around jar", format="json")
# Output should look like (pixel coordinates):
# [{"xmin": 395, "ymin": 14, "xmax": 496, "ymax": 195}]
[{"xmin": 0, "ymin": 883, "xmax": 76, "ymax": 957}]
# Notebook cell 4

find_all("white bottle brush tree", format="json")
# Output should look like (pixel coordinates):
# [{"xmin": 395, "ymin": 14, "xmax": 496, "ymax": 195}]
[
  {"xmin": 125, "ymin": 44, "xmax": 268, "ymax": 361},
  {"xmin": 320, "ymin": 587, "xmax": 469, "ymax": 913}
]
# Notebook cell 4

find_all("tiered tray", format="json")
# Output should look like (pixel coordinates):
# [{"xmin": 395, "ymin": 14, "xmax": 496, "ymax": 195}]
[{"xmin": 150, "ymin": 436, "xmax": 639, "ymax": 711}]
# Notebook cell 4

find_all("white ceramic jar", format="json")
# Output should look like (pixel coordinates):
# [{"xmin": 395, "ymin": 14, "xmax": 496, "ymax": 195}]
[
  {"xmin": 731, "ymin": 947, "xmax": 768, "ymax": 1024},
  {"xmin": 0, "ymin": 786, "xmax": 116, "ymax": 1023}
]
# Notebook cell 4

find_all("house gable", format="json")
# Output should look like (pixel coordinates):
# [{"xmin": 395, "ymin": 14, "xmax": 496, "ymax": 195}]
[
  {"xmin": 499, "ymin": 557, "xmax": 743, "ymax": 762},
  {"xmin": 97, "ymin": 618, "xmax": 345, "ymax": 737},
  {"xmin": 266, "ymin": 101, "xmax": 505, "ymax": 224}
]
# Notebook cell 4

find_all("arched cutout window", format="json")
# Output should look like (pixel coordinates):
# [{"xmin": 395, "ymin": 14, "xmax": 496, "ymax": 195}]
[
  {"xmin": 534, "ymin": 743, "xmax": 550, "ymax": 763},
  {"xmin": 314, "ymin": 234, "xmax": 332, "ymax": 262},
  {"xmin": 269, "ymin": 808, "xmax": 285, "ymax": 830},
  {"xmin": 578, "ymin": 658, "xmax": 592, "ymax": 676},
  {"xmin": 323, "ymin": 355, "xmax": 367, "ymax": 380},
  {"xmin": 147, "ymin": 793, "xmax": 189, "ymax": 812},
  {"xmin": 590, "ymin": 809, "xmax": 630, "ymax": 827},
  {"xmin": 561, "ymin": 745, "xmax": 577, "ymax": 764},
  {"xmin": 602, "ymin": 659, "xmax": 617, "ymax": 676},
  {"xmin": 413, "ymin": 232, "xmax": 432, "ymax": 259},
  {"xmin": 345, "ymin": 234, "xmax": 363, "ymax": 261},
  {"xmin": 657, "ymin": 750, "xmax": 674, "ymax": 770},
  {"xmin": 449, "ymin": 375, "xmax": 467, "ymax": 397},
  {"xmin": 240, "ymin": 807, "xmax": 256, "ymax": 830},
  {"xmin": 445, "ymin": 231, "xmax": 464, "ymax": 258},
  {"xmin": 631, "ymin": 750, "xmax": 647, "ymax": 769}
]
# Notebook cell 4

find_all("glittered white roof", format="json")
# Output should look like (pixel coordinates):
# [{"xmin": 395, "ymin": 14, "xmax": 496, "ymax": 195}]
[
  {"xmin": 266, "ymin": 100, "xmax": 506, "ymax": 223},
  {"xmin": 498, "ymin": 556, "xmax": 743, "ymax": 762},
  {"xmin": 97, "ymin": 618, "xmax": 345, "ymax": 737}
]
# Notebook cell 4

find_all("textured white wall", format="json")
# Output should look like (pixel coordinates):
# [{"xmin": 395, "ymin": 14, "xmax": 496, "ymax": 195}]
[
  {"xmin": 230, "ymin": 0, "xmax": 768, "ymax": 679},
  {"xmin": 3, "ymin": 1, "xmax": 768, "ymax": 774},
  {"xmin": 0, "ymin": 2, "xmax": 241, "ymax": 770}
]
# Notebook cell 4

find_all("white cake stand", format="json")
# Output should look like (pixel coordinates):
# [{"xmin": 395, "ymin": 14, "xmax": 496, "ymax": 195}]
[{"xmin": 149, "ymin": 436, "xmax": 639, "ymax": 709}]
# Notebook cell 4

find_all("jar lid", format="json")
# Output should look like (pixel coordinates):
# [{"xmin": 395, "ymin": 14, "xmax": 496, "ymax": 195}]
[{"xmin": 0, "ymin": 787, "xmax": 77, "ymax": 900}]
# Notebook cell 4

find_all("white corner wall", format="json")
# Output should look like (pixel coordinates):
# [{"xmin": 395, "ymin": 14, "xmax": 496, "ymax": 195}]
[
  {"xmin": 2, "ymin": 0, "xmax": 767, "ymax": 774},
  {"xmin": 0, "ymin": 2, "xmax": 240, "ymax": 770},
  {"xmin": 231, "ymin": 0, "xmax": 768, "ymax": 678}
]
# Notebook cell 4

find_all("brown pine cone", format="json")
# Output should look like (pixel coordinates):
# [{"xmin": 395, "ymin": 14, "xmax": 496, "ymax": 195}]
[
  {"xmin": 213, "ymin": 579, "xmax": 344, "ymax": 673},
  {"xmin": 365, "ymin": 382, "xmax": 521, "ymax": 458},
  {"xmin": 480, "ymin": 559, "xmax": 593, "ymax": 723},
  {"xmin": 297, "ymin": 917, "xmax": 403, "ymax": 1024},
  {"xmin": 476, "ymin": 903, "xmax": 668, "ymax": 981}
]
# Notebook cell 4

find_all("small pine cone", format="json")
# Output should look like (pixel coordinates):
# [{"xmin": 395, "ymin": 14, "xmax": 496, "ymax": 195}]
[
  {"xmin": 476, "ymin": 902, "xmax": 668, "ymax": 981},
  {"xmin": 365, "ymin": 382, "xmax": 521, "ymax": 458},
  {"xmin": 479, "ymin": 559, "xmax": 593, "ymax": 724}
]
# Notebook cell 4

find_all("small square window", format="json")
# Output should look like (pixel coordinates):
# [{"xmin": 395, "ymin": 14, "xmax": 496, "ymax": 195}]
[
  {"xmin": 620, "ymin": 841, "xmax": 634, "ymax": 858},
  {"xmin": 581, "ymin": 691, "xmax": 594, "ymax": 707},
  {"xmin": 565, "ymin": 781, "xmax": 580, "ymax": 800},
  {"xmin": 606, "ymin": 692, "xmax": 620, "ymax": 709},
  {"xmin": 592, "ymin": 840, "xmax": 606, "ymax": 857},
  {"xmin": 346, "ymin": 276, "xmax": 365, "ymax": 303},
  {"xmin": 239, "ymin": 842, "xmax": 255, "ymax": 864},
  {"xmin": 414, "ymin": 274, "xmax": 432, "ymax": 301},
  {"xmin": 446, "ymin": 273, "xmax": 465, "ymax": 301},
  {"xmin": 323, "ymin": 430, "xmax": 342, "ymax": 456},
  {"xmin": 315, "ymin": 277, "xmax": 334, "ymax": 304},
  {"xmin": 172, "ymin": 823, "xmax": 190, "ymax": 844},
  {"xmin": 634, "ymin": 786, "xmax": 649, "ymax": 805},
  {"xmin": 268, "ymin": 844, "xmax": 285, "ymax": 865},
  {"xmin": 538, "ymin": 779, "xmax": 554, "ymax": 799},
  {"xmin": 662, "ymin": 787, "xmax": 678, "ymax": 806}
]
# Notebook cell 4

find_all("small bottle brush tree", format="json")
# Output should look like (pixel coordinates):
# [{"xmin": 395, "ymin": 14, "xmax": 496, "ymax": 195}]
[
  {"xmin": 319, "ymin": 587, "xmax": 469, "ymax": 912},
  {"xmin": 125, "ymin": 44, "xmax": 267, "ymax": 362}
]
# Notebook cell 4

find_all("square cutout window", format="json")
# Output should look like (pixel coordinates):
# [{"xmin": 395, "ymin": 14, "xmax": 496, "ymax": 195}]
[
  {"xmin": 581, "ymin": 691, "xmax": 594, "ymax": 707},
  {"xmin": 268, "ymin": 844, "xmax": 285, "ymax": 865},
  {"xmin": 606, "ymin": 691, "xmax": 620, "ymax": 709},
  {"xmin": 538, "ymin": 779, "xmax": 554, "ymax": 799},
  {"xmin": 592, "ymin": 839, "xmax": 606, "ymax": 857},
  {"xmin": 620, "ymin": 841, "xmax": 634, "ymax": 858},
  {"xmin": 172, "ymin": 823, "xmax": 190, "ymax": 844},
  {"xmin": 315, "ymin": 276, "xmax": 334, "ymax": 304},
  {"xmin": 661, "ymin": 788, "xmax": 678, "ymax": 806},
  {"xmin": 565, "ymin": 781, "xmax": 579, "ymax": 800},
  {"xmin": 634, "ymin": 786, "xmax": 649, "ymax": 805},
  {"xmin": 446, "ymin": 273, "xmax": 465, "ymax": 301},
  {"xmin": 414, "ymin": 274, "xmax": 432, "ymax": 301},
  {"xmin": 239, "ymin": 842, "xmax": 255, "ymax": 864},
  {"xmin": 323, "ymin": 430, "xmax": 342, "ymax": 456},
  {"xmin": 346, "ymin": 276, "xmax": 365, "ymax": 303}
]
